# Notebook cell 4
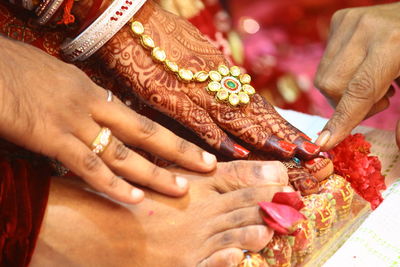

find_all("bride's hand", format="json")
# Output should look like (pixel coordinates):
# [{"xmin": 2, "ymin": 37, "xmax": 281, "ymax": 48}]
[
  {"xmin": 0, "ymin": 36, "xmax": 217, "ymax": 204},
  {"xmin": 97, "ymin": 0, "xmax": 320, "ymax": 160}
]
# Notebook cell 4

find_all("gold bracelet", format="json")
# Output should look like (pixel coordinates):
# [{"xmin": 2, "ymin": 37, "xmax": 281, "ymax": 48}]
[{"xmin": 130, "ymin": 21, "xmax": 256, "ymax": 107}]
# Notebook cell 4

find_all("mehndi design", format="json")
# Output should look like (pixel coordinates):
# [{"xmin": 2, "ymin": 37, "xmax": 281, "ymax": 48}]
[{"xmin": 96, "ymin": 0, "xmax": 320, "ymax": 159}]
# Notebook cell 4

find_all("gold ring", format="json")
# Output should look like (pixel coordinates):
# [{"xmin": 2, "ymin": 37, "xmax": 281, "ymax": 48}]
[
  {"xmin": 91, "ymin": 127, "xmax": 112, "ymax": 155},
  {"xmin": 106, "ymin": 90, "xmax": 113, "ymax": 102}
]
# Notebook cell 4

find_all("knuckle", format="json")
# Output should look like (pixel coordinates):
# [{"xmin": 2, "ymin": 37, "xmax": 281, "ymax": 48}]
[
  {"xmin": 239, "ymin": 188, "xmax": 256, "ymax": 204},
  {"xmin": 315, "ymin": 75, "xmax": 340, "ymax": 95},
  {"xmin": 112, "ymin": 140, "xmax": 130, "ymax": 161},
  {"xmin": 386, "ymin": 28, "xmax": 400, "ymax": 44},
  {"xmin": 149, "ymin": 164, "xmax": 161, "ymax": 181},
  {"xmin": 230, "ymin": 161, "xmax": 243, "ymax": 181},
  {"xmin": 82, "ymin": 152, "xmax": 102, "ymax": 172},
  {"xmin": 348, "ymin": 73, "xmax": 375, "ymax": 101},
  {"xmin": 229, "ymin": 211, "xmax": 244, "ymax": 225},
  {"xmin": 331, "ymin": 9, "xmax": 346, "ymax": 25},
  {"xmin": 137, "ymin": 115, "xmax": 158, "ymax": 140},
  {"xmin": 357, "ymin": 12, "xmax": 375, "ymax": 29},
  {"xmin": 176, "ymin": 138, "xmax": 190, "ymax": 154},
  {"xmin": 107, "ymin": 175, "xmax": 120, "ymax": 189},
  {"xmin": 220, "ymin": 232, "xmax": 234, "ymax": 246}
]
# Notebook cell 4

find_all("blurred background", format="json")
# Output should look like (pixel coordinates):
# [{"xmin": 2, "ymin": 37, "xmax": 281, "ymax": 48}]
[{"xmin": 212, "ymin": 0, "xmax": 398, "ymax": 131}]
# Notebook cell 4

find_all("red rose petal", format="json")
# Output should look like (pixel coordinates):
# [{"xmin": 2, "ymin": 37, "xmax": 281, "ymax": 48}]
[
  {"xmin": 259, "ymin": 201, "xmax": 306, "ymax": 235},
  {"xmin": 272, "ymin": 191, "xmax": 305, "ymax": 210}
]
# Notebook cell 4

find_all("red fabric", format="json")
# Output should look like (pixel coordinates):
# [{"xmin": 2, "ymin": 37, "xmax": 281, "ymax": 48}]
[{"xmin": 0, "ymin": 156, "xmax": 51, "ymax": 267}]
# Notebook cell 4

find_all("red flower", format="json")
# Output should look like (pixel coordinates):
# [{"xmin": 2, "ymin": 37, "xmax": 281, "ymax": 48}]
[
  {"xmin": 259, "ymin": 192, "xmax": 306, "ymax": 235},
  {"xmin": 329, "ymin": 133, "xmax": 386, "ymax": 209}
]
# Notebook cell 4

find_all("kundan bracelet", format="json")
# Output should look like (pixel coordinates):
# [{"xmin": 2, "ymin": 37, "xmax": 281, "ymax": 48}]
[
  {"xmin": 61, "ymin": 0, "xmax": 147, "ymax": 61},
  {"xmin": 129, "ymin": 20, "xmax": 256, "ymax": 107}
]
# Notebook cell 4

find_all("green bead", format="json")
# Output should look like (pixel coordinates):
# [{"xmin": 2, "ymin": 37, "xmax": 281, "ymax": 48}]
[{"xmin": 227, "ymin": 81, "xmax": 236, "ymax": 89}]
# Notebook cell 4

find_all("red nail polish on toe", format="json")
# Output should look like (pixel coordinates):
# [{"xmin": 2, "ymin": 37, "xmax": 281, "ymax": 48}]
[
  {"xmin": 303, "ymin": 142, "xmax": 320, "ymax": 154},
  {"xmin": 305, "ymin": 158, "xmax": 316, "ymax": 165},
  {"xmin": 233, "ymin": 144, "xmax": 250, "ymax": 158},
  {"xmin": 278, "ymin": 141, "xmax": 297, "ymax": 153}
]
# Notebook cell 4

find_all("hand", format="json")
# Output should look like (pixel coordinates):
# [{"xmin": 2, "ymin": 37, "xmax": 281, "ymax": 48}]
[
  {"xmin": 96, "ymin": 0, "xmax": 320, "ymax": 160},
  {"xmin": 0, "ymin": 36, "xmax": 218, "ymax": 204},
  {"xmin": 314, "ymin": 2, "xmax": 400, "ymax": 150},
  {"xmin": 31, "ymin": 161, "xmax": 291, "ymax": 266}
]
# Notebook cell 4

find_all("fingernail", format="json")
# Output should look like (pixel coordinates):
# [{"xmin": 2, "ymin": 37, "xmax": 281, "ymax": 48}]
[
  {"xmin": 303, "ymin": 142, "xmax": 320, "ymax": 154},
  {"xmin": 283, "ymin": 186, "xmax": 295, "ymax": 192},
  {"xmin": 131, "ymin": 188, "xmax": 144, "ymax": 200},
  {"xmin": 262, "ymin": 164, "xmax": 285, "ymax": 184},
  {"xmin": 315, "ymin": 130, "xmax": 331, "ymax": 147},
  {"xmin": 233, "ymin": 144, "xmax": 250, "ymax": 158},
  {"xmin": 220, "ymin": 139, "xmax": 250, "ymax": 159},
  {"xmin": 175, "ymin": 176, "xmax": 188, "ymax": 189},
  {"xmin": 202, "ymin": 151, "xmax": 217, "ymax": 165},
  {"xmin": 278, "ymin": 140, "xmax": 297, "ymax": 153},
  {"xmin": 299, "ymin": 133, "xmax": 312, "ymax": 141}
]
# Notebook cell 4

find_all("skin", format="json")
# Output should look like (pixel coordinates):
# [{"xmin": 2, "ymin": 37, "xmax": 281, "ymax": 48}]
[
  {"xmin": 30, "ymin": 161, "xmax": 291, "ymax": 267},
  {"xmin": 314, "ymin": 2, "xmax": 400, "ymax": 150},
  {"xmin": 0, "ymin": 35, "xmax": 220, "ymax": 204},
  {"xmin": 90, "ymin": 0, "xmax": 320, "ymax": 160}
]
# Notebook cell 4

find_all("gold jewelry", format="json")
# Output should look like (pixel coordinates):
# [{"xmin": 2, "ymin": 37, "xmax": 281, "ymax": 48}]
[
  {"xmin": 129, "ymin": 21, "xmax": 256, "ymax": 107},
  {"xmin": 106, "ymin": 90, "xmax": 113, "ymax": 102},
  {"xmin": 91, "ymin": 127, "xmax": 112, "ymax": 155}
]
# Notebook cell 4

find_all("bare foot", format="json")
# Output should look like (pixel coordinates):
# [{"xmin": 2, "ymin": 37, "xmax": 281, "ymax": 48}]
[{"xmin": 30, "ymin": 161, "xmax": 289, "ymax": 267}]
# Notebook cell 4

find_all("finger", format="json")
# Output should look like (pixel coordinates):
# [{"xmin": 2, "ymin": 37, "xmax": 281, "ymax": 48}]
[
  {"xmin": 211, "ymin": 207, "xmax": 264, "ymax": 234},
  {"xmin": 249, "ymin": 95, "xmax": 320, "ymax": 159},
  {"xmin": 101, "ymin": 137, "xmax": 189, "ymax": 197},
  {"xmin": 91, "ymin": 91, "xmax": 217, "ymax": 172},
  {"xmin": 317, "ymin": 49, "xmax": 398, "ymax": 150},
  {"xmin": 365, "ymin": 96, "xmax": 390, "ymax": 119},
  {"xmin": 53, "ymin": 134, "xmax": 144, "ymax": 204},
  {"xmin": 315, "ymin": 41, "xmax": 366, "ymax": 106},
  {"xmin": 205, "ymin": 225, "xmax": 274, "ymax": 254},
  {"xmin": 75, "ymin": 120, "xmax": 190, "ymax": 197},
  {"xmin": 211, "ymin": 161, "xmax": 289, "ymax": 193},
  {"xmin": 218, "ymin": 185, "xmax": 292, "ymax": 213},
  {"xmin": 135, "ymin": 84, "xmax": 249, "ymax": 159},
  {"xmin": 316, "ymin": 9, "xmax": 361, "ymax": 75},
  {"xmin": 197, "ymin": 248, "xmax": 244, "ymax": 267},
  {"xmin": 186, "ymin": 87, "xmax": 297, "ymax": 159}
]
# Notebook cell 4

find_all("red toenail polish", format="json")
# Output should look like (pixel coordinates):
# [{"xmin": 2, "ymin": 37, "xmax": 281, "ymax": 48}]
[
  {"xmin": 305, "ymin": 158, "xmax": 316, "ymax": 165},
  {"xmin": 303, "ymin": 142, "xmax": 320, "ymax": 154},
  {"xmin": 278, "ymin": 141, "xmax": 296, "ymax": 153},
  {"xmin": 233, "ymin": 144, "xmax": 250, "ymax": 158},
  {"xmin": 299, "ymin": 133, "xmax": 312, "ymax": 141}
]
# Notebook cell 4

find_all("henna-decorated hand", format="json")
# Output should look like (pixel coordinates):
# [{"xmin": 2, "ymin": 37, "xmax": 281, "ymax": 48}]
[{"xmin": 96, "ymin": 0, "xmax": 320, "ymax": 160}]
